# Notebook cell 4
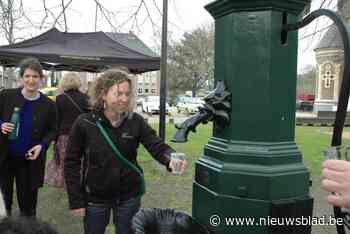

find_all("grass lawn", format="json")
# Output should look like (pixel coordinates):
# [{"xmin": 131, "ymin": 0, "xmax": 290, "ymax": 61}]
[
  {"xmin": 296, "ymin": 126, "xmax": 350, "ymax": 175},
  {"xmin": 14, "ymin": 124, "xmax": 350, "ymax": 233}
]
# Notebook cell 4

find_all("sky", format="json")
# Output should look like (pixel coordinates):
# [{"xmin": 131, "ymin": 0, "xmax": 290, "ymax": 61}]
[
  {"xmin": 20, "ymin": 0, "xmax": 213, "ymax": 44},
  {"xmin": 298, "ymin": 0, "xmax": 338, "ymax": 72},
  {"xmin": 7, "ymin": 0, "xmax": 339, "ymax": 73}
]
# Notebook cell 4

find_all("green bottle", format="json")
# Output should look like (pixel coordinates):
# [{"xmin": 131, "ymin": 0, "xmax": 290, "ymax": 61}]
[{"xmin": 8, "ymin": 107, "xmax": 20, "ymax": 140}]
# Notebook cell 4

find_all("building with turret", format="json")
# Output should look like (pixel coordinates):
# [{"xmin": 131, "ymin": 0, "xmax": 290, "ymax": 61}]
[{"xmin": 313, "ymin": 0, "xmax": 350, "ymax": 112}]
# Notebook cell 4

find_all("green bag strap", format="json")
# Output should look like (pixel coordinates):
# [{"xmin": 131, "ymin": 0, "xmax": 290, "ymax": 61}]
[{"xmin": 96, "ymin": 120, "xmax": 145, "ymax": 197}]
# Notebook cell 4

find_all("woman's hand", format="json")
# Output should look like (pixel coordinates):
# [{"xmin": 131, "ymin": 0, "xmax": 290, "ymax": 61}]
[
  {"xmin": 26, "ymin": 145, "xmax": 42, "ymax": 160},
  {"xmin": 71, "ymin": 208, "xmax": 86, "ymax": 217},
  {"xmin": 321, "ymin": 159, "xmax": 350, "ymax": 208},
  {"xmin": 169, "ymin": 157, "xmax": 188, "ymax": 175},
  {"xmin": 1, "ymin": 122, "xmax": 14, "ymax": 134}
]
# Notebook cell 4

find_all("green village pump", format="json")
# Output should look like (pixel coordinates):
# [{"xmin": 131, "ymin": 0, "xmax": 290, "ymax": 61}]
[
  {"xmin": 194, "ymin": 1, "xmax": 313, "ymax": 233},
  {"xmin": 172, "ymin": 0, "xmax": 314, "ymax": 233}
]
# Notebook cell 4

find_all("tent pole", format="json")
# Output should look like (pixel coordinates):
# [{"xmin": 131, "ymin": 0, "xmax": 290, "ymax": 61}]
[
  {"xmin": 1, "ymin": 66, "xmax": 4, "ymax": 88},
  {"xmin": 159, "ymin": 0, "xmax": 168, "ymax": 141}
]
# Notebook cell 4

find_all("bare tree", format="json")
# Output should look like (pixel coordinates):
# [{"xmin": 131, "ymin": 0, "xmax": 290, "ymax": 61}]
[
  {"xmin": 0, "ymin": 0, "xmax": 26, "ymax": 87},
  {"xmin": 0, "ymin": 0, "xmax": 167, "ymax": 87},
  {"xmin": 0, "ymin": 0, "xmax": 166, "ymax": 42},
  {"xmin": 299, "ymin": 0, "xmax": 338, "ymax": 52},
  {"xmin": 0, "ymin": 0, "xmax": 25, "ymax": 43},
  {"xmin": 71, "ymin": 0, "xmax": 163, "ymax": 38},
  {"xmin": 167, "ymin": 24, "xmax": 214, "ymax": 99},
  {"xmin": 297, "ymin": 65, "xmax": 316, "ymax": 96}
]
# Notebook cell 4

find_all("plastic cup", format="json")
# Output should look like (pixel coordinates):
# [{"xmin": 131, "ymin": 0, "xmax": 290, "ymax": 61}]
[
  {"xmin": 323, "ymin": 146, "xmax": 350, "ymax": 161},
  {"xmin": 170, "ymin": 152, "xmax": 185, "ymax": 175}
]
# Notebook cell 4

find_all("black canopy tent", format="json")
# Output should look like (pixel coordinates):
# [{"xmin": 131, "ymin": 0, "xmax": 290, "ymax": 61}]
[
  {"xmin": 0, "ymin": 28, "xmax": 160, "ymax": 73},
  {"xmin": 0, "ymin": 27, "xmax": 167, "ymax": 138}
]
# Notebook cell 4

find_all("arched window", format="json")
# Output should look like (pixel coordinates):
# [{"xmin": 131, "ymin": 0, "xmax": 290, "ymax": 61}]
[{"xmin": 322, "ymin": 63, "xmax": 335, "ymax": 89}]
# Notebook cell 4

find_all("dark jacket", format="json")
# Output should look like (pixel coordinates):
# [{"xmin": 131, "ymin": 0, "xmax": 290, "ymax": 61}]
[
  {"xmin": 64, "ymin": 111, "xmax": 174, "ymax": 209},
  {"xmin": 56, "ymin": 89, "xmax": 90, "ymax": 135},
  {"xmin": 0, "ymin": 88, "xmax": 57, "ymax": 188}
]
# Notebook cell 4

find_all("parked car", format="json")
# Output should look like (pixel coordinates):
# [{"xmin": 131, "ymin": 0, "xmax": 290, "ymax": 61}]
[
  {"xmin": 296, "ymin": 93, "xmax": 314, "ymax": 111},
  {"xmin": 40, "ymin": 87, "xmax": 59, "ymax": 101},
  {"xmin": 142, "ymin": 95, "xmax": 169, "ymax": 114},
  {"xmin": 298, "ymin": 93, "xmax": 315, "ymax": 101},
  {"xmin": 296, "ymin": 99, "xmax": 313, "ymax": 111},
  {"xmin": 176, "ymin": 96, "xmax": 205, "ymax": 114},
  {"xmin": 136, "ymin": 97, "xmax": 145, "ymax": 106}
]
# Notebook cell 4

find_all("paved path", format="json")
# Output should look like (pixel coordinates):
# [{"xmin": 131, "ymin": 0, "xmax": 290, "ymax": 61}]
[
  {"xmin": 311, "ymin": 175, "xmax": 338, "ymax": 234},
  {"xmin": 296, "ymin": 111, "xmax": 317, "ymax": 118}
]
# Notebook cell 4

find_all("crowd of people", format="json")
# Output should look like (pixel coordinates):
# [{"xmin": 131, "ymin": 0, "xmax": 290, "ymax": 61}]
[
  {"xmin": 2, "ymin": 57, "xmax": 350, "ymax": 234},
  {"xmin": 0, "ymin": 57, "xmax": 187, "ymax": 234}
]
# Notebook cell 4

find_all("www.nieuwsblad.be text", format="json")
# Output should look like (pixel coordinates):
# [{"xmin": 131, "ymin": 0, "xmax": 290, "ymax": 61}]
[{"xmin": 209, "ymin": 215, "xmax": 343, "ymax": 227}]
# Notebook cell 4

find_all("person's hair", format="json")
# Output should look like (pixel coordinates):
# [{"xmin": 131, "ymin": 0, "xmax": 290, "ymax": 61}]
[
  {"xmin": 89, "ymin": 69, "xmax": 136, "ymax": 112},
  {"xmin": 0, "ymin": 216, "xmax": 58, "ymax": 234},
  {"xmin": 18, "ymin": 57, "xmax": 44, "ymax": 78},
  {"xmin": 58, "ymin": 72, "xmax": 81, "ymax": 91},
  {"xmin": 110, "ymin": 65, "xmax": 130, "ymax": 73}
]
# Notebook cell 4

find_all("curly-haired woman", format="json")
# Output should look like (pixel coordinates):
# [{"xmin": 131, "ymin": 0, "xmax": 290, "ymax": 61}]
[{"xmin": 64, "ymin": 69, "xmax": 187, "ymax": 234}]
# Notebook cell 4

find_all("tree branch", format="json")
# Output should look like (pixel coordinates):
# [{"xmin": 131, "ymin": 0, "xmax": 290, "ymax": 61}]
[
  {"xmin": 52, "ymin": 0, "xmax": 73, "ymax": 30},
  {"xmin": 61, "ymin": 0, "xmax": 68, "ymax": 31}
]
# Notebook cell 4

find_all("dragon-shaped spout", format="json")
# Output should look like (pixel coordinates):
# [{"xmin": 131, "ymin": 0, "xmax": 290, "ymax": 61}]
[{"xmin": 171, "ymin": 81, "xmax": 231, "ymax": 143}]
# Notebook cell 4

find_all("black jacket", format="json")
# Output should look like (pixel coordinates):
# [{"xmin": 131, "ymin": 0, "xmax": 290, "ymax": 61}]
[
  {"xmin": 64, "ymin": 111, "xmax": 174, "ymax": 209},
  {"xmin": 56, "ymin": 89, "xmax": 90, "ymax": 135},
  {"xmin": 0, "ymin": 88, "xmax": 57, "ymax": 188}
]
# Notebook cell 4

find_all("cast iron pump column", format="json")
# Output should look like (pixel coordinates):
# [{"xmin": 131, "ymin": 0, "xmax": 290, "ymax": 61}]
[{"xmin": 192, "ymin": 1, "xmax": 313, "ymax": 233}]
